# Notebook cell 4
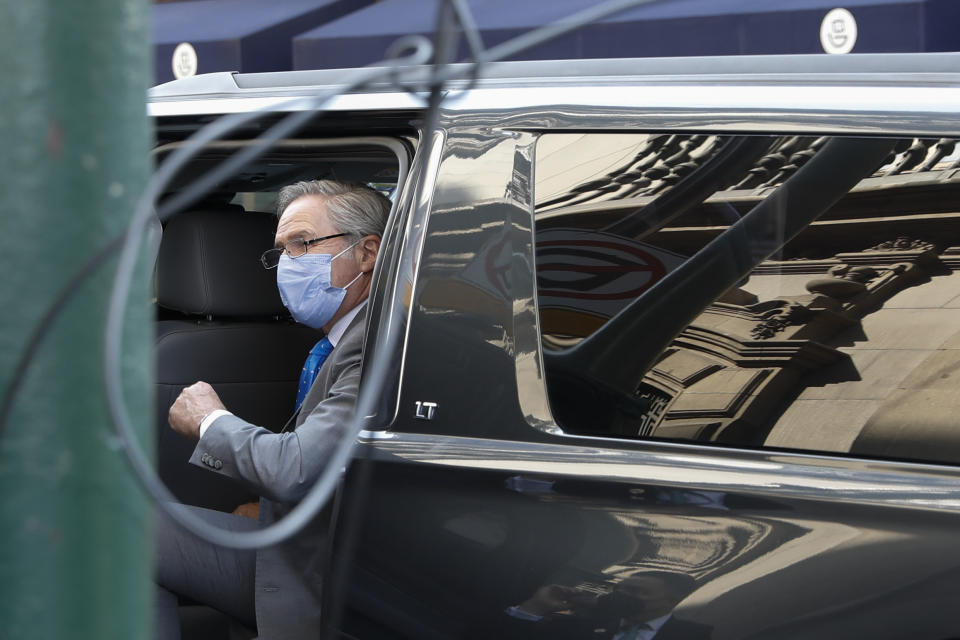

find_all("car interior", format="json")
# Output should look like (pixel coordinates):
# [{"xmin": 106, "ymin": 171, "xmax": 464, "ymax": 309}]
[{"xmin": 152, "ymin": 140, "xmax": 406, "ymax": 639}]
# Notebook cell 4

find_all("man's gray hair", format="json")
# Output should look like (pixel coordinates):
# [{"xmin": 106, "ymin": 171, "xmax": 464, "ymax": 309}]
[{"xmin": 276, "ymin": 180, "xmax": 390, "ymax": 238}]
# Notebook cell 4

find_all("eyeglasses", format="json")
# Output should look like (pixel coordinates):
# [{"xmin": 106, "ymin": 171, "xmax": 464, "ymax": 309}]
[{"xmin": 260, "ymin": 232, "xmax": 348, "ymax": 269}]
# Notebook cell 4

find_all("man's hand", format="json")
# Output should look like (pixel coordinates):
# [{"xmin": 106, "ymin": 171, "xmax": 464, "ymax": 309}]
[{"xmin": 169, "ymin": 381, "xmax": 226, "ymax": 441}]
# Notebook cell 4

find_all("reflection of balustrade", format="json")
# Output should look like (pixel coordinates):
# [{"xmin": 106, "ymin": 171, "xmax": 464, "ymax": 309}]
[
  {"xmin": 536, "ymin": 134, "xmax": 727, "ymax": 212},
  {"xmin": 537, "ymin": 135, "xmax": 960, "ymax": 222}
]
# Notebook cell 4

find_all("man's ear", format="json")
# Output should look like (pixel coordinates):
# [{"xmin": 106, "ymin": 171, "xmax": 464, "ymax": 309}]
[{"xmin": 358, "ymin": 234, "xmax": 381, "ymax": 273}]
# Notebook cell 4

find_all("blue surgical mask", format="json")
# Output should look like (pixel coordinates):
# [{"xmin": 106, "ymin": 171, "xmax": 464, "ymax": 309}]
[{"xmin": 276, "ymin": 241, "xmax": 361, "ymax": 329}]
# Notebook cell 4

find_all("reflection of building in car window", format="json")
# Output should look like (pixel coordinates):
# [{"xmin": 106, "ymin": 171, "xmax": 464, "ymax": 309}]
[{"xmin": 534, "ymin": 134, "xmax": 960, "ymax": 466}]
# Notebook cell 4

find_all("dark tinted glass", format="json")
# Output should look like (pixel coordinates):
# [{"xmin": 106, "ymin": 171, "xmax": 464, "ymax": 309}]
[{"xmin": 534, "ymin": 133, "xmax": 960, "ymax": 465}]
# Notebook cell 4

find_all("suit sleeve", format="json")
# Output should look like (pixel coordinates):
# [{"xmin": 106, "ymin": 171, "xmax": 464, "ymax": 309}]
[{"xmin": 187, "ymin": 340, "xmax": 362, "ymax": 504}]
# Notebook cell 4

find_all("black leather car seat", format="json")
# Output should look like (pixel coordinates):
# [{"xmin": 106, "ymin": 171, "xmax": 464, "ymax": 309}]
[{"xmin": 154, "ymin": 205, "xmax": 318, "ymax": 512}]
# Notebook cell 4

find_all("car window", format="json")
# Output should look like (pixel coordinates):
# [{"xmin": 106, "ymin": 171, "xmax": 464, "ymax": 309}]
[
  {"xmin": 156, "ymin": 139, "xmax": 404, "ymax": 213},
  {"xmin": 534, "ymin": 132, "xmax": 960, "ymax": 465}
]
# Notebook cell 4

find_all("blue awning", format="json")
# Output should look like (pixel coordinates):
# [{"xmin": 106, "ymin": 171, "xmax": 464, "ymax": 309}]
[
  {"xmin": 153, "ymin": 0, "xmax": 372, "ymax": 85},
  {"xmin": 292, "ymin": 0, "xmax": 959, "ymax": 70}
]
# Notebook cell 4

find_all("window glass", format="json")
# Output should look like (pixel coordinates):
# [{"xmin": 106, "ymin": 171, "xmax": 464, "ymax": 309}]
[
  {"xmin": 534, "ymin": 133, "xmax": 960, "ymax": 465},
  {"xmin": 156, "ymin": 142, "xmax": 402, "ymax": 213}
]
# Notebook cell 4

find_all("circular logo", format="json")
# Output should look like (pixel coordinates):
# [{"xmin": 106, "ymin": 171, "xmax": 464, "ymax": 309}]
[
  {"xmin": 820, "ymin": 8, "xmax": 857, "ymax": 54},
  {"xmin": 172, "ymin": 42, "xmax": 198, "ymax": 79}
]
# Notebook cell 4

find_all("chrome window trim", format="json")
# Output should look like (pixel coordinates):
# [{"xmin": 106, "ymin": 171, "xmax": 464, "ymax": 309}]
[
  {"xmin": 450, "ymin": 84, "xmax": 960, "ymax": 114},
  {"xmin": 386, "ymin": 131, "xmax": 447, "ymax": 432},
  {"xmin": 508, "ymin": 132, "xmax": 561, "ymax": 435},
  {"xmin": 355, "ymin": 430, "xmax": 960, "ymax": 512},
  {"xmin": 151, "ymin": 83, "xmax": 960, "ymax": 136},
  {"xmin": 148, "ymin": 92, "xmax": 425, "ymax": 117}
]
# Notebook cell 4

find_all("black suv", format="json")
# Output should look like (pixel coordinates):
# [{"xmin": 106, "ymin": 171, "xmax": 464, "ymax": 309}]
[{"xmin": 149, "ymin": 53, "xmax": 960, "ymax": 639}]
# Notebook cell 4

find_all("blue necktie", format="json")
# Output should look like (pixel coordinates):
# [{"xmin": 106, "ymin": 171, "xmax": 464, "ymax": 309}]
[{"xmin": 295, "ymin": 337, "xmax": 334, "ymax": 410}]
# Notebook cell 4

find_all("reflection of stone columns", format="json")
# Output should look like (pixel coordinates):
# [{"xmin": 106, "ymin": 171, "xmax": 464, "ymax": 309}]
[{"xmin": 640, "ymin": 238, "xmax": 940, "ymax": 444}]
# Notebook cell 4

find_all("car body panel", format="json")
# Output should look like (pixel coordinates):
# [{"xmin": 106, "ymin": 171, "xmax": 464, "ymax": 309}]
[{"xmin": 149, "ymin": 54, "xmax": 960, "ymax": 639}]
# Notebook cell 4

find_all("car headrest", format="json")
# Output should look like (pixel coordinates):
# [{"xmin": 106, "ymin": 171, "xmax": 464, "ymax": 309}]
[{"xmin": 156, "ymin": 207, "xmax": 286, "ymax": 317}]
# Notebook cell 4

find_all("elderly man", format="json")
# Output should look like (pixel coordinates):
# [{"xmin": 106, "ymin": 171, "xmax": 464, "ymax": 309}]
[{"xmin": 155, "ymin": 180, "xmax": 390, "ymax": 640}]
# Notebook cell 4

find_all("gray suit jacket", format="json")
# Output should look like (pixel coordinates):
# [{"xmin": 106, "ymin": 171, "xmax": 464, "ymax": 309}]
[{"xmin": 189, "ymin": 308, "xmax": 367, "ymax": 639}]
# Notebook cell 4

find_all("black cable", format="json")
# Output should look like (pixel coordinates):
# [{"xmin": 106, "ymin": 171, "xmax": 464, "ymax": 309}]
[
  {"xmin": 439, "ymin": 0, "xmax": 485, "ymax": 95},
  {"xmin": 449, "ymin": 0, "xmax": 485, "ymax": 62},
  {"xmin": 106, "ymin": 0, "xmax": 672, "ymax": 550},
  {"xmin": 319, "ymin": 10, "xmax": 460, "ymax": 633},
  {"xmin": 0, "ymin": 0, "xmax": 673, "ymax": 549},
  {"xmin": 430, "ymin": 0, "xmax": 665, "ymax": 87},
  {"xmin": 158, "ymin": 41, "xmax": 434, "ymax": 222},
  {"xmin": 388, "ymin": 35, "xmax": 442, "ymax": 98},
  {"xmin": 103, "ymin": 42, "xmax": 437, "ymax": 550}
]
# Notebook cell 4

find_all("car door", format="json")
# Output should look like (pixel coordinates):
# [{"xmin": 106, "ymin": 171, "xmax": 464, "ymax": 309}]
[{"xmin": 333, "ymin": 103, "xmax": 960, "ymax": 640}]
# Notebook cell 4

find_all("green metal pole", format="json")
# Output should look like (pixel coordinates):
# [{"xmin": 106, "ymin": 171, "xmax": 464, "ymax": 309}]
[{"xmin": 0, "ymin": 2, "xmax": 153, "ymax": 639}]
